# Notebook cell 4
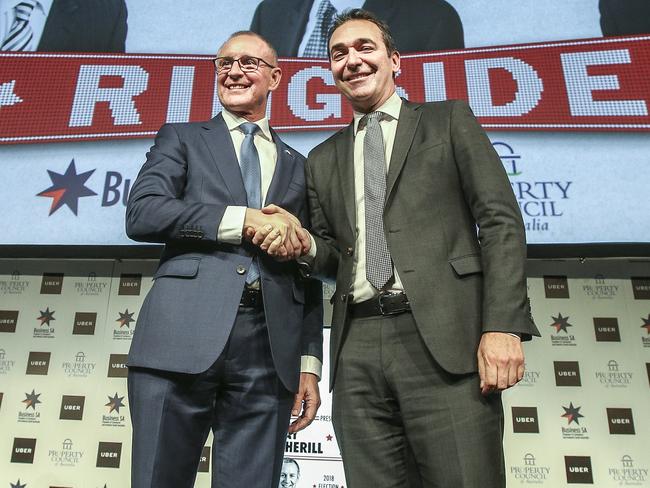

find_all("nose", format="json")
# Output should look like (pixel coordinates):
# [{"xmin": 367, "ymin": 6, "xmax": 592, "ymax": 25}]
[
  {"xmin": 228, "ymin": 59, "xmax": 245, "ymax": 77},
  {"xmin": 346, "ymin": 48, "xmax": 362, "ymax": 68}
]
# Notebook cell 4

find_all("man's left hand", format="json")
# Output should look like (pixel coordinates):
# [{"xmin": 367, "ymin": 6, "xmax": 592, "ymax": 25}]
[
  {"xmin": 288, "ymin": 373, "xmax": 321, "ymax": 433},
  {"xmin": 477, "ymin": 332, "xmax": 524, "ymax": 395}
]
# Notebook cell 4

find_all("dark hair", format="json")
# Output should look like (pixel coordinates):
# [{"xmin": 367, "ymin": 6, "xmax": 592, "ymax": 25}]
[
  {"xmin": 218, "ymin": 30, "xmax": 278, "ymax": 65},
  {"xmin": 328, "ymin": 8, "xmax": 397, "ymax": 55}
]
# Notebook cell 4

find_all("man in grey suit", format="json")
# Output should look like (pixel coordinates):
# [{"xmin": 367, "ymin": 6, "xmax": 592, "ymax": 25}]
[
  {"xmin": 254, "ymin": 9, "xmax": 539, "ymax": 488},
  {"xmin": 125, "ymin": 31, "xmax": 322, "ymax": 488}
]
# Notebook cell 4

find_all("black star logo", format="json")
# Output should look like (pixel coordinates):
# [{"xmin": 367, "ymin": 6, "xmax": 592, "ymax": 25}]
[
  {"xmin": 23, "ymin": 389, "xmax": 42, "ymax": 410},
  {"xmin": 37, "ymin": 159, "xmax": 96, "ymax": 215},
  {"xmin": 641, "ymin": 314, "xmax": 650, "ymax": 335},
  {"xmin": 106, "ymin": 393, "xmax": 125, "ymax": 414},
  {"xmin": 116, "ymin": 309, "xmax": 135, "ymax": 328},
  {"xmin": 561, "ymin": 402, "xmax": 584, "ymax": 425},
  {"xmin": 11, "ymin": 480, "xmax": 27, "ymax": 488},
  {"xmin": 549, "ymin": 313, "xmax": 572, "ymax": 333},
  {"xmin": 37, "ymin": 307, "xmax": 55, "ymax": 326}
]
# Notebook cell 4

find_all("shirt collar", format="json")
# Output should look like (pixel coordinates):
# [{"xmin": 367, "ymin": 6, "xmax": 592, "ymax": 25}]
[
  {"xmin": 221, "ymin": 108, "xmax": 272, "ymax": 142},
  {"xmin": 353, "ymin": 91, "xmax": 402, "ymax": 134}
]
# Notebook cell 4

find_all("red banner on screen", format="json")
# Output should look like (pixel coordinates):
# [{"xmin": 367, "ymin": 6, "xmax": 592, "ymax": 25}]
[{"xmin": 1, "ymin": 36, "xmax": 649, "ymax": 144}]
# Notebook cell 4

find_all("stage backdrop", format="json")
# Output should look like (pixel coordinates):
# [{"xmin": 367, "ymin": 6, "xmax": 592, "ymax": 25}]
[{"xmin": 1, "ymin": 257, "xmax": 649, "ymax": 487}]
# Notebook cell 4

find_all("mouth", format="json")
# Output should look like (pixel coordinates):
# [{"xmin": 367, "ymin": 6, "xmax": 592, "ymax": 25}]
[
  {"xmin": 225, "ymin": 84, "xmax": 250, "ymax": 91},
  {"xmin": 346, "ymin": 72, "xmax": 372, "ymax": 83}
]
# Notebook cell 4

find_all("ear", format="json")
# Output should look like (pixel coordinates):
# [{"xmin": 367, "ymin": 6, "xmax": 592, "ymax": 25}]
[
  {"xmin": 391, "ymin": 50, "xmax": 401, "ymax": 75},
  {"xmin": 268, "ymin": 67, "xmax": 283, "ymax": 92}
]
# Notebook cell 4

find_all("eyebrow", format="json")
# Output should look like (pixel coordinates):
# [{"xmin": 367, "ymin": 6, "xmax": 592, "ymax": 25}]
[{"xmin": 330, "ymin": 38, "xmax": 377, "ymax": 53}]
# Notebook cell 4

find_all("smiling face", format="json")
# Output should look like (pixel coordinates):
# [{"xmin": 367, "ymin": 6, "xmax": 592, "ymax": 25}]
[
  {"xmin": 328, "ymin": 19, "xmax": 400, "ymax": 113},
  {"xmin": 216, "ymin": 34, "xmax": 281, "ymax": 121},
  {"xmin": 279, "ymin": 461, "xmax": 299, "ymax": 487}
]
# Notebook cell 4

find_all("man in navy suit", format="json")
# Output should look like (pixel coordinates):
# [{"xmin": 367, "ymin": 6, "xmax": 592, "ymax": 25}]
[{"xmin": 125, "ymin": 31, "xmax": 323, "ymax": 488}]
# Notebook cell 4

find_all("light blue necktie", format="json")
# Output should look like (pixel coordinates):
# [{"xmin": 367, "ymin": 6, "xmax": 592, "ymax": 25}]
[{"xmin": 239, "ymin": 122, "xmax": 262, "ymax": 284}]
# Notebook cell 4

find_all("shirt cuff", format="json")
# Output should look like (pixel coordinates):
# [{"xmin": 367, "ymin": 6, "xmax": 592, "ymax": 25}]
[
  {"xmin": 300, "ymin": 355, "xmax": 322, "ymax": 379},
  {"xmin": 297, "ymin": 233, "xmax": 317, "ymax": 266},
  {"xmin": 217, "ymin": 206, "xmax": 246, "ymax": 244}
]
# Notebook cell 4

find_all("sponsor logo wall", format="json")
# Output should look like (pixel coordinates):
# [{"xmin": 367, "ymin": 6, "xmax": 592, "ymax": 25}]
[{"xmin": 1, "ymin": 258, "xmax": 649, "ymax": 486}]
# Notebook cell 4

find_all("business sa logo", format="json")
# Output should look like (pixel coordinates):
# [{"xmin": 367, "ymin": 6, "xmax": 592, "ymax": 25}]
[{"xmin": 36, "ymin": 159, "xmax": 132, "ymax": 216}]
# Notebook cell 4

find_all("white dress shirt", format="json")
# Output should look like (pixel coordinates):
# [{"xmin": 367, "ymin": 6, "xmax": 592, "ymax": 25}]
[
  {"xmin": 0, "ymin": 0, "xmax": 52, "ymax": 51},
  {"xmin": 217, "ymin": 108, "xmax": 322, "ymax": 377}
]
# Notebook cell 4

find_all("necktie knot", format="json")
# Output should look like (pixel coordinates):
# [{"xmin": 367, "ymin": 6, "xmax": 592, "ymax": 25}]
[
  {"xmin": 239, "ymin": 122, "xmax": 260, "ymax": 137},
  {"xmin": 359, "ymin": 111, "xmax": 385, "ymax": 130},
  {"xmin": 15, "ymin": 1, "xmax": 37, "ymax": 21}
]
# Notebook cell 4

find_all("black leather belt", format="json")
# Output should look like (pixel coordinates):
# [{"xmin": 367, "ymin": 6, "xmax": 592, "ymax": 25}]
[
  {"xmin": 349, "ymin": 291, "xmax": 411, "ymax": 318},
  {"xmin": 240, "ymin": 288, "xmax": 263, "ymax": 308}
]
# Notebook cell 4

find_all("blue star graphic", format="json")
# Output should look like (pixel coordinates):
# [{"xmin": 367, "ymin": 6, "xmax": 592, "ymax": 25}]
[
  {"xmin": 11, "ymin": 480, "xmax": 27, "ymax": 488},
  {"xmin": 37, "ymin": 159, "xmax": 96, "ymax": 215}
]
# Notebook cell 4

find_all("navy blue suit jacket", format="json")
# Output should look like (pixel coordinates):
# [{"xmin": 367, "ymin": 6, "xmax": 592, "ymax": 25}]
[{"xmin": 125, "ymin": 114, "xmax": 323, "ymax": 393}]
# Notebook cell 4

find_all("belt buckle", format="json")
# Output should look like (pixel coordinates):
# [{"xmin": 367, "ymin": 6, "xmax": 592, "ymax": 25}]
[{"xmin": 377, "ymin": 291, "xmax": 409, "ymax": 315}]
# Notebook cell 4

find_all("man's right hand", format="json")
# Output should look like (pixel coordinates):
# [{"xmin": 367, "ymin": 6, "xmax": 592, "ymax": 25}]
[{"xmin": 243, "ymin": 206, "xmax": 307, "ymax": 260}]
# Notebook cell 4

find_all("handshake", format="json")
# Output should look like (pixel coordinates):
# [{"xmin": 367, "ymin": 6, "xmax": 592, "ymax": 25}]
[{"xmin": 243, "ymin": 204, "xmax": 311, "ymax": 261}]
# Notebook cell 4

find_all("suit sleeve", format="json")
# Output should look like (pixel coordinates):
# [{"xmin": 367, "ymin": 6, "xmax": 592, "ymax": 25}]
[
  {"xmin": 449, "ymin": 101, "xmax": 538, "ymax": 339},
  {"xmin": 304, "ymin": 154, "xmax": 341, "ymax": 283},
  {"xmin": 125, "ymin": 124, "xmax": 227, "ymax": 244},
  {"xmin": 294, "ymin": 168, "xmax": 324, "ymax": 363}
]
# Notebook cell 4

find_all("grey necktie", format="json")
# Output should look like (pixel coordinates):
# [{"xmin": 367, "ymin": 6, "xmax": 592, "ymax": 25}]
[
  {"xmin": 362, "ymin": 112, "xmax": 393, "ymax": 290},
  {"xmin": 1, "ymin": 1, "xmax": 37, "ymax": 51},
  {"xmin": 239, "ymin": 122, "xmax": 262, "ymax": 284},
  {"xmin": 302, "ymin": 0, "xmax": 337, "ymax": 58}
]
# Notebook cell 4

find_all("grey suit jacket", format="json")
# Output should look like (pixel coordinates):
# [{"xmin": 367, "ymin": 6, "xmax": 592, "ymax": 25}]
[
  {"xmin": 125, "ymin": 114, "xmax": 323, "ymax": 393},
  {"xmin": 38, "ymin": 0, "xmax": 127, "ymax": 52},
  {"xmin": 250, "ymin": 0, "xmax": 464, "ymax": 56},
  {"xmin": 305, "ymin": 99, "xmax": 540, "ymax": 389}
]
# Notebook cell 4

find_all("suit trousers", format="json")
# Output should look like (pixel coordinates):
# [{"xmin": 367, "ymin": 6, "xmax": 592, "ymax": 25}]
[
  {"xmin": 332, "ymin": 312, "xmax": 505, "ymax": 488},
  {"xmin": 128, "ymin": 307, "xmax": 294, "ymax": 488}
]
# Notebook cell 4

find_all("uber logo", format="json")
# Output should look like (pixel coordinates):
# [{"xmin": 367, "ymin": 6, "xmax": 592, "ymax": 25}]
[
  {"xmin": 40, "ymin": 273, "xmax": 64, "ymax": 294},
  {"xmin": 554, "ymin": 361, "xmax": 582, "ymax": 386},
  {"xmin": 198, "ymin": 446, "xmax": 210, "ymax": 472},
  {"xmin": 118, "ymin": 274, "xmax": 142, "ymax": 296},
  {"xmin": 607, "ymin": 408, "xmax": 635, "ymax": 434},
  {"xmin": 11, "ymin": 437, "xmax": 36, "ymax": 463},
  {"xmin": 96, "ymin": 442, "xmax": 122, "ymax": 468},
  {"xmin": 26, "ymin": 351, "xmax": 51, "ymax": 375},
  {"xmin": 565, "ymin": 456, "xmax": 593, "ymax": 484},
  {"xmin": 631, "ymin": 277, "xmax": 650, "ymax": 299},
  {"xmin": 511, "ymin": 407, "xmax": 540, "ymax": 433},
  {"xmin": 59, "ymin": 395, "xmax": 85, "ymax": 420},
  {"xmin": 72, "ymin": 312, "xmax": 97, "ymax": 335},
  {"xmin": 593, "ymin": 317, "xmax": 621, "ymax": 342},
  {"xmin": 544, "ymin": 275, "xmax": 570, "ymax": 298},
  {"xmin": 0, "ymin": 310, "xmax": 18, "ymax": 332},
  {"xmin": 107, "ymin": 354, "xmax": 128, "ymax": 378}
]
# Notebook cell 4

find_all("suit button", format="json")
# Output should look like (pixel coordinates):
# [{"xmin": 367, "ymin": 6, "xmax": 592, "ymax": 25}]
[
  {"xmin": 346, "ymin": 247, "xmax": 354, "ymax": 256},
  {"xmin": 340, "ymin": 294, "xmax": 346, "ymax": 302},
  {"xmin": 236, "ymin": 265, "xmax": 246, "ymax": 275}
]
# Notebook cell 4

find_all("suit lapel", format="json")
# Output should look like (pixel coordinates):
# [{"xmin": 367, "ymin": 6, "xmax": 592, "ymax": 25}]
[
  {"xmin": 335, "ymin": 124, "xmax": 357, "ymax": 234},
  {"xmin": 200, "ymin": 114, "xmax": 248, "ymax": 206},
  {"xmin": 265, "ymin": 130, "xmax": 296, "ymax": 206},
  {"xmin": 386, "ymin": 101, "xmax": 421, "ymax": 203},
  {"xmin": 363, "ymin": 0, "xmax": 398, "ymax": 25}
]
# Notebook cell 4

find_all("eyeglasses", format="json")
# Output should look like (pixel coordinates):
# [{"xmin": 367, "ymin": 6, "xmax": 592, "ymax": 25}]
[{"xmin": 213, "ymin": 55, "xmax": 276, "ymax": 73}]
